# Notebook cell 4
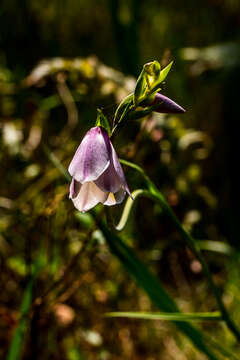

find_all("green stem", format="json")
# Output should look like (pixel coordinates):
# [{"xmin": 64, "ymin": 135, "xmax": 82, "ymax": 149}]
[
  {"xmin": 120, "ymin": 159, "xmax": 240, "ymax": 342},
  {"xmin": 111, "ymin": 101, "xmax": 133, "ymax": 136}
]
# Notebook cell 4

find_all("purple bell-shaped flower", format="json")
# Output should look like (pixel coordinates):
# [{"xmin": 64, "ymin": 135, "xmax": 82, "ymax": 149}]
[{"xmin": 68, "ymin": 126, "xmax": 131, "ymax": 212}]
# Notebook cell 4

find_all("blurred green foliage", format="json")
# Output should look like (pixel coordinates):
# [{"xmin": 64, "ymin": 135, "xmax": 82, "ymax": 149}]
[{"xmin": 1, "ymin": 1, "xmax": 240, "ymax": 359}]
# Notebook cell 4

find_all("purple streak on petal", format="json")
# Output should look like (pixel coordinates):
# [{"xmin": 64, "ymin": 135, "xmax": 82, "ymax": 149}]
[
  {"xmin": 110, "ymin": 143, "xmax": 132, "ymax": 199},
  {"xmin": 152, "ymin": 93, "xmax": 185, "ymax": 114},
  {"xmin": 68, "ymin": 127, "xmax": 111, "ymax": 183},
  {"xmin": 94, "ymin": 158, "xmax": 121, "ymax": 193},
  {"xmin": 72, "ymin": 181, "xmax": 108, "ymax": 212}
]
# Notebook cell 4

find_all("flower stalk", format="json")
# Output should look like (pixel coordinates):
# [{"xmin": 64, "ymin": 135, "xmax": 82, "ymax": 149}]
[{"xmin": 120, "ymin": 158, "xmax": 240, "ymax": 342}]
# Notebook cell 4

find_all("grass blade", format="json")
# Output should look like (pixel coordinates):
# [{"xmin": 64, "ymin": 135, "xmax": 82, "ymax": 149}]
[
  {"xmin": 105, "ymin": 311, "xmax": 222, "ymax": 321},
  {"xmin": 197, "ymin": 240, "xmax": 233, "ymax": 255},
  {"xmin": 7, "ymin": 256, "xmax": 42, "ymax": 360}
]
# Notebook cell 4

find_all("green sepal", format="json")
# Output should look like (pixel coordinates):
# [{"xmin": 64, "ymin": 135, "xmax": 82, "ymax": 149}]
[
  {"xmin": 143, "ymin": 60, "xmax": 161, "ymax": 77},
  {"xmin": 158, "ymin": 60, "xmax": 173, "ymax": 83},
  {"xmin": 139, "ymin": 89, "xmax": 159, "ymax": 107},
  {"xmin": 95, "ymin": 108, "xmax": 111, "ymax": 136},
  {"xmin": 134, "ymin": 61, "xmax": 161, "ymax": 104},
  {"xmin": 133, "ymin": 61, "xmax": 173, "ymax": 108},
  {"xmin": 150, "ymin": 61, "xmax": 173, "ymax": 94},
  {"xmin": 113, "ymin": 93, "xmax": 134, "ymax": 127},
  {"xmin": 134, "ymin": 69, "xmax": 147, "ymax": 106},
  {"xmin": 128, "ymin": 102, "xmax": 162, "ymax": 120}
]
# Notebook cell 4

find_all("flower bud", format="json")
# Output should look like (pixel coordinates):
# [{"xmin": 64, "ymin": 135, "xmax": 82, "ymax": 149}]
[{"xmin": 151, "ymin": 93, "xmax": 185, "ymax": 114}]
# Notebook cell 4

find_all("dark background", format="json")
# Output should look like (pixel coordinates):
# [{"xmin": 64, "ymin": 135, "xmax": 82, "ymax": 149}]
[{"xmin": 1, "ymin": 1, "xmax": 240, "ymax": 359}]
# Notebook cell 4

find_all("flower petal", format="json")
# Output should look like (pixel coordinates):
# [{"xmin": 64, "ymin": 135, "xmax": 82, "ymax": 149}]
[
  {"xmin": 104, "ymin": 192, "xmax": 117, "ymax": 206},
  {"xmin": 71, "ymin": 181, "xmax": 108, "ymax": 212},
  {"xmin": 110, "ymin": 143, "xmax": 132, "ymax": 198},
  {"xmin": 104, "ymin": 188, "xmax": 126, "ymax": 206},
  {"xmin": 94, "ymin": 158, "xmax": 121, "ymax": 193},
  {"xmin": 68, "ymin": 127, "xmax": 111, "ymax": 183},
  {"xmin": 69, "ymin": 178, "xmax": 76, "ymax": 199},
  {"xmin": 153, "ymin": 93, "xmax": 185, "ymax": 114}
]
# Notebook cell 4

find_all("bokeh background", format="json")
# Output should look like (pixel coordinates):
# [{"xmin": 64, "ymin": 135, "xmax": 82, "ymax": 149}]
[{"xmin": 1, "ymin": 1, "xmax": 240, "ymax": 359}]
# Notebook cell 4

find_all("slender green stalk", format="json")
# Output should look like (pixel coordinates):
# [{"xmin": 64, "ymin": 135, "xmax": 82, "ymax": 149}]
[
  {"xmin": 111, "ymin": 100, "xmax": 133, "ymax": 136},
  {"xmin": 105, "ymin": 311, "xmax": 222, "ymax": 321},
  {"xmin": 120, "ymin": 158, "xmax": 240, "ymax": 342},
  {"xmin": 7, "ymin": 255, "xmax": 42, "ymax": 360},
  {"xmin": 42, "ymin": 144, "xmax": 71, "ymax": 182}
]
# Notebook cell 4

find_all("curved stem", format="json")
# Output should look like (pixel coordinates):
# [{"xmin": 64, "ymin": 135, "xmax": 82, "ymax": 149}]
[{"xmin": 120, "ymin": 158, "xmax": 240, "ymax": 342}]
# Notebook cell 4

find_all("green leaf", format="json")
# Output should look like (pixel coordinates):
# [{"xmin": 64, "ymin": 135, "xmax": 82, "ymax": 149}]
[
  {"xmin": 105, "ymin": 311, "xmax": 222, "ymax": 321},
  {"xmin": 7, "ymin": 255, "xmax": 43, "ymax": 360},
  {"xmin": 95, "ymin": 109, "xmax": 111, "ymax": 136}
]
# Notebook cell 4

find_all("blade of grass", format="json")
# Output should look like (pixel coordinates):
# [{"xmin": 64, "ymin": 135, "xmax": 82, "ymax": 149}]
[
  {"xmin": 7, "ymin": 255, "xmax": 42, "ymax": 360},
  {"xmin": 203, "ymin": 336, "xmax": 240, "ymax": 360},
  {"xmin": 197, "ymin": 240, "xmax": 233, "ymax": 256},
  {"xmin": 105, "ymin": 311, "xmax": 222, "ymax": 321},
  {"xmin": 42, "ymin": 144, "xmax": 71, "ymax": 182}
]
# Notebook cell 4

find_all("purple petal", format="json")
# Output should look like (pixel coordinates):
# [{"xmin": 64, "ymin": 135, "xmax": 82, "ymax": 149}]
[
  {"xmin": 110, "ymin": 143, "xmax": 132, "ymax": 198},
  {"xmin": 71, "ymin": 181, "xmax": 108, "ymax": 212},
  {"xmin": 68, "ymin": 127, "xmax": 111, "ymax": 183},
  {"xmin": 69, "ymin": 178, "xmax": 76, "ymax": 199},
  {"xmin": 94, "ymin": 158, "xmax": 121, "ymax": 193},
  {"xmin": 152, "ymin": 93, "xmax": 185, "ymax": 114},
  {"xmin": 69, "ymin": 178, "xmax": 82, "ymax": 200}
]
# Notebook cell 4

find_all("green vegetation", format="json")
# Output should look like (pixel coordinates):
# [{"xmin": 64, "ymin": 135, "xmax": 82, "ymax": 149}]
[{"xmin": 1, "ymin": 1, "xmax": 240, "ymax": 359}]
